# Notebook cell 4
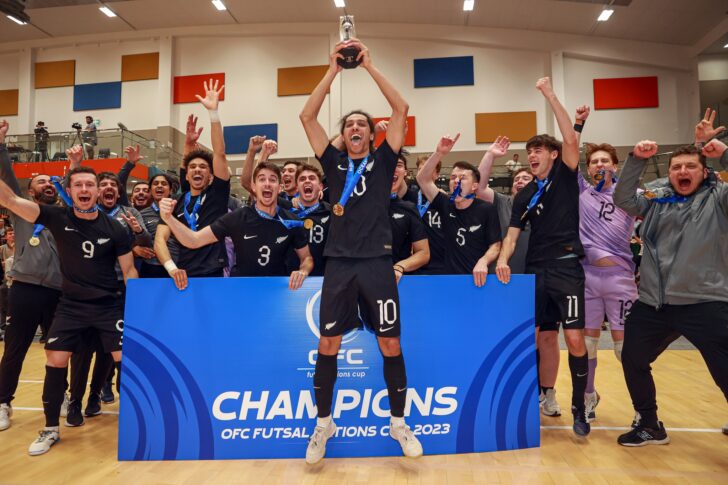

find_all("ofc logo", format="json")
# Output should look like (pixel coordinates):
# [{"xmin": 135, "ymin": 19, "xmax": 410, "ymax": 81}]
[{"xmin": 305, "ymin": 289, "xmax": 365, "ymax": 367}]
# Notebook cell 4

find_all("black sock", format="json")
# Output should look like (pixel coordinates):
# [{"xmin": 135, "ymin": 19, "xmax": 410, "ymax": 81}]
[
  {"xmin": 569, "ymin": 353, "xmax": 588, "ymax": 410},
  {"xmin": 43, "ymin": 366, "xmax": 68, "ymax": 427},
  {"xmin": 383, "ymin": 354, "xmax": 407, "ymax": 418},
  {"xmin": 115, "ymin": 361, "xmax": 122, "ymax": 395},
  {"xmin": 541, "ymin": 386, "xmax": 553, "ymax": 394},
  {"xmin": 313, "ymin": 353, "xmax": 337, "ymax": 418}
]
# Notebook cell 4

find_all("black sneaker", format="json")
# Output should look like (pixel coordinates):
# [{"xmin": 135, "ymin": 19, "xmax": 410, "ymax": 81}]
[
  {"xmin": 572, "ymin": 406, "xmax": 591, "ymax": 437},
  {"xmin": 84, "ymin": 393, "xmax": 102, "ymax": 417},
  {"xmin": 100, "ymin": 383, "xmax": 115, "ymax": 404},
  {"xmin": 64, "ymin": 400, "xmax": 84, "ymax": 427},
  {"xmin": 618, "ymin": 421, "xmax": 670, "ymax": 446}
]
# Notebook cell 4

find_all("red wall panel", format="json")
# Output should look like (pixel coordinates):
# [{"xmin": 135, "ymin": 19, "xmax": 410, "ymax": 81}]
[
  {"xmin": 174, "ymin": 73, "xmax": 226, "ymax": 104},
  {"xmin": 372, "ymin": 116, "xmax": 416, "ymax": 147},
  {"xmin": 593, "ymin": 76, "xmax": 659, "ymax": 110}
]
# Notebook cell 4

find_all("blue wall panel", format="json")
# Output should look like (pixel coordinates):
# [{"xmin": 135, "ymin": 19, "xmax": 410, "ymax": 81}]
[
  {"xmin": 73, "ymin": 81, "xmax": 122, "ymax": 111},
  {"xmin": 223, "ymin": 123, "xmax": 278, "ymax": 155},
  {"xmin": 414, "ymin": 56, "xmax": 474, "ymax": 88}
]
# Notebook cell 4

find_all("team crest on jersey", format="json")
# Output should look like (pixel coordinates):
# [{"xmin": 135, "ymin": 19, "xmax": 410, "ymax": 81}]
[
  {"xmin": 392, "ymin": 213, "xmax": 405, "ymax": 219},
  {"xmin": 321, "ymin": 216, "xmax": 330, "ymax": 224},
  {"xmin": 97, "ymin": 238, "xmax": 110, "ymax": 244},
  {"xmin": 469, "ymin": 225, "xmax": 481, "ymax": 232},
  {"xmin": 366, "ymin": 161, "xmax": 375, "ymax": 172},
  {"xmin": 276, "ymin": 235, "xmax": 289, "ymax": 244}
]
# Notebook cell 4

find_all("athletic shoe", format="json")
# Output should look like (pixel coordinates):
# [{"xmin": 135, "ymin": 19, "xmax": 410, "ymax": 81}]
[
  {"xmin": 722, "ymin": 423, "xmax": 727, "ymax": 435},
  {"xmin": 305, "ymin": 419, "xmax": 336, "ymax": 465},
  {"xmin": 28, "ymin": 427, "xmax": 60, "ymax": 456},
  {"xmin": 618, "ymin": 421, "xmax": 670, "ymax": 446},
  {"xmin": 584, "ymin": 391, "xmax": 600, "ymax": 423},
  {"xmin": 538, "ymin": 389, "xmax": 545, "ymax": 407},
  {"xmin": 389, "ymin": 421, "xmax": 423, "ymax": 458},
  {"xmin": 0, "ymin": 403, "xmax": 12, "ymax": 431},
  {"xmin": 572, "ymin": 406, "xmax": 591, "ymax": 437},
  {"xmin": 541, "ymin": 388, "xmax": 561, "ymax": 417},
  {"xmin": 64, "ymin": 400, "xmax": 84, "ymax": 427},
  {"xmin": 85, "ymin": 392, "xmax": 102, "ymax": 417},
  {"xmin": 60, "ymin": 393, "xmax": 69, "ymax": 418},
  {"xmin": 101, "ymin": 383, "xmax": 115, "ymax": 404},
  {"xmin": 631, "ymin": 411, "xmax": 642, "ymax": 428}
]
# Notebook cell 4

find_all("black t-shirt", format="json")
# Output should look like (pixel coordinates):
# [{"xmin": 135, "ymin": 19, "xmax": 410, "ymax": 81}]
[
  {"xmin": 318, "ymin": 141, "xmax": 397, "ymax": 259},
  {"xmin": 432, "ymin": 192, "xmax": 501, "ymax": 275},
  {"xmin": 403, "ymin": 184, "xmax": 446, "ymax": 274},
  {"xmin": 493, "ymin": 191, "xmax": 529, "ymax": 274},
  {"xmin": 277, "ymin": 195, "xmax": 293, "ymax": 210},
  {"xmin": 140, "ymin": 204, "xmax": 180, "ymax": 266},
  {"xmin": 389, "ymin": 197, "xmax": 427, "ymax": 265},
  {"xmin": 510, "ymin": 158, "xmax": 584, "ymax": 265},
  {"xmin": 285, "ymin": 201, "xmax": 331, "ymax": 277},
  {"xmin": 160, "ymin": 176, "xmax": 230, "ymax": 276},
  {"xmin": 210, "ymin": 206, "xmax": 308, "ymax": 277},
  {"xmin": 37, "ymin": 205, "xmax": 131, "ymax": 301}
]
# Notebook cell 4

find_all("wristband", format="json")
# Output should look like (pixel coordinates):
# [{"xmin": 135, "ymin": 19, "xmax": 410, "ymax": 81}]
[
  {"xmin": 394, "ymin": 264, "xmax": 405, "ymax": 273},
  {"xmin": 208, "ymin": 110, "xmax": 220, "ymax": 122},
  {"xmin": 573, "ymin": 123, "xmax": 584, "ymax": 133},
  {"xmin": 163, "ymin": 260, "xmax": 178, "ymax": 275}
]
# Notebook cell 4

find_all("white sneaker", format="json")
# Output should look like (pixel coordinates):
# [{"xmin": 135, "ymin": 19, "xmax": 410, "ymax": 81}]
[
  {"xmin": 0, "ymin": 403, "xmax": 11, "ymax": 431},
  {"xmin": 541, "ymin": 388, "xmax": 561, "ymax": 417},
  {"xmin": 389, "ymin": 420, "xmax": 423, "ymax": 458},
  {"xmin": 305, "ymin": 418, "xmax": 336, "ymax": 465},
  {"xmin": 585, "ymin": 391, "xmax": 600, "ymax": 423},
  {"xmin": 28, "ymin": 427, "xmax": 60, "ymax": 456},
  {"xmin": 60, "ymin": 393, "xmax": 70, "ymax": 418}
]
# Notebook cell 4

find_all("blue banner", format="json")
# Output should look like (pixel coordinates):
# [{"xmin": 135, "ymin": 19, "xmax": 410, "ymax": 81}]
[{"xmin": 118, "ymin": 275, "xmax": 537, "ymax": 461}]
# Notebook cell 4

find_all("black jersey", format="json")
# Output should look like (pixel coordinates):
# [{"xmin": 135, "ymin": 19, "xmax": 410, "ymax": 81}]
[
  {"xmin": 493, "ymin": 191, "xmax": 529, "ymax": 274},
  {"xmin": 210, "ymin": 205, "xmax": 308, "ymax": 277},
  {"xmin": 285, "ymin": 201, "xmax": 331, "ymax": 277},
  {"xmin": 389, "ymin": 197, "xmax": 428, "ymax": 265},
  {"xmin": 432, "ymin": 192, "xmax": 501, "ymax": 275},
  {"xmin": 277, "ymin": 195, "xmax": 293, "ymax": 210},
  {"xmin": 318, "ymin": 141, "xmax": 397, "ymax": 259},
  {"xmin": 160, "ymin": 176, "xmax": 230, "ymax": 276},
  {"xmin": 36, "ymin": 205, "xmax": 131, "ymax": 301},
  {"xmin": 140, "ymin": 204, "xmax": 180, "ymax": 265},
  {"xmin": 510, "ymin": 158, "xmax": 584, "ymax": 265},
  {"xmin": 403, "ymin": 185, "xmax": 446, "ymax": 274}
]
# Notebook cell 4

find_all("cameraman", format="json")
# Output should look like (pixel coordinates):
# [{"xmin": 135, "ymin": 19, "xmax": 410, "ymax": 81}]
[
  {"xmin": 34, "ymin": 122, "xmax": 49, "ymax": 162},
  {"xmin": 81, "ymin": 116, "xmax": 97, "ymax": 159}
]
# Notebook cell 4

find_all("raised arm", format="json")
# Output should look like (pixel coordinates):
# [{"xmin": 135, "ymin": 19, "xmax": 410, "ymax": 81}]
[
  {"xmin": 0, "ymin": 120, "xmax": 22, "ymax": 197},
  {"xmin": 348, "ymin": 39, "xmax": 409, "ymax": 153},
  {"xmin": 694, "ymin": 107, "xmax": 726, "ymax": 145},
  {"xmin": 416, "ymin": 134, "xmax": 460, "ymax": 202},
  {"xmin": 241, "ymin": 135, "xmax": 266, "ymax": 194},
  {"xmin": 195, "ymin": 79, "xmax": 230, "ymax": 181},
  {"xmin": 158, "ymin": 198, "xmax": 219, "ymax": 249},
  {"xmin": 476, "ymin": 136, "xmax": 510, "ymax": 202},
  {"xmin": 300, "ymin": 44, "xmax": 344, "ymax": 158},
  {"xmin": 118, "ymin": 144, "xmax": 144, "ymax": 207},
  {"xmin": 0, "ymin": 177, "xmax": 40, "ymax": 223},
  {"xmin": 614, "ymin": 140, "xmax": 658, "ymax": 217},
  {"xmin": 537, "ymin": 77, "xmax": 579, "ymax": 170}
]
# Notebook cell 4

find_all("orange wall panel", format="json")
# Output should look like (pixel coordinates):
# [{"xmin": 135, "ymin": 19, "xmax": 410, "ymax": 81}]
[
  {"xmin": 35, "ymin": 60, "xmax": 76, "ymax": 89},
  {"xmin": 277, "ymin": 65, "xmax": 329, "ymax": 96},
  {"xmin": 0, "ymin": 89, "xmax": 19, "ymax": 116},
  {"xmin": 121, "ymin": 52, "xmax": 160, "ymax": 82},
  {"xmin": 475, "ymin": 111, "xmax": 537, "ymax": 143}
]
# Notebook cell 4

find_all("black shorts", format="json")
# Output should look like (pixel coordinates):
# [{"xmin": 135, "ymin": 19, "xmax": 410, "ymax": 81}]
[
  {"xmin": 527, "ymin": 260, "xmax": 585, "ymax": 330},
  {"xmin": 320, "ymin": 256, "xmax": 401, "ymax": 338},
  {"xmin": 45, "ymin": 296, "xmax": 124, "ymax": 353}
]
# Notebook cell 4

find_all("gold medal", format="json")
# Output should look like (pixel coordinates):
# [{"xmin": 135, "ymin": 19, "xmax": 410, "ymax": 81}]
[
  {"xmin": 333, "ymin": 203, "xmax": 344, "ymax": 217},
  {"xmin": 593, "ymin": 171, "xmax": 604, "ymax": 182},
  {"xmin": 303, "ymin": 219, "xmax": 314, "ymax": 230},
  {"xmin": 644, "ymin": 190, "xmax": 656, "ymax": 200},
  {"xmin": 29, "ymin": 236, "xmax": 40, "ymax": 247}
]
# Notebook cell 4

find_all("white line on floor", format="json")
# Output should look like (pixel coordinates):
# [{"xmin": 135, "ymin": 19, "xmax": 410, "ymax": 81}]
[{"xmin": 14, "ymin": 406, "xmax": 119, "ymax": 415}]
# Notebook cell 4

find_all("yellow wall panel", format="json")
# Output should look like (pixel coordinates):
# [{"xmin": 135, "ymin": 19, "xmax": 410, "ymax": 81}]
[
  {"xmin": 121, "ymin": 52, "xmax": 159, "ymax": 81},
  {"xmin": 475, "ymin": 111, "xmax": 537, "ymax": 143},
  {"xmin": 35, "ymin": 60, "xmax": 76, "ymax": 88},
  {"xmin": 277, "ymin": 65, "xmax": 329, "ymax": 96},
  {"xmin": 0, "ymin": 89, "xmax": 19, "ymax": 116}
]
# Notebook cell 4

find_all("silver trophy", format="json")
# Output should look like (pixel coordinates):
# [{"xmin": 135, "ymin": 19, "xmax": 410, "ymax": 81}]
[{"xmin": 337, "ymin": 15, "xmax": 361, "ymax": 69}]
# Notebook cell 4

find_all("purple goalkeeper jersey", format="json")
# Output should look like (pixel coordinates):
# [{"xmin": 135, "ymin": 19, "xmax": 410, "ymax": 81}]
[{"xmin": 578, "ymin": 173, "xmax": 635, "ymax": 273}]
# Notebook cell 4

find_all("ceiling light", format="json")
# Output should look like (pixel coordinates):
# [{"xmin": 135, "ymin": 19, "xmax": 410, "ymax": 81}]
[
  {"xmin": 99, "ymin": 6, "xmax": 117, "ymax": 17},
  {"xmin": 334, "ymin": 0, "xmax": 346, "ymax": 7},
  {"xmin": 7, "ymin": 15, "xmax": 27, "ymax": 25},
  {"xmin": 212, "ymin": 0, "xmax": 226, "ymax": 10},
  {"xmin": 463, "ymin": 0, "xmax": 475, "ymax": 11},
  {"xmin": 724, "ymin": 43, "xmax": 728, "ymax": 48},
  {"xmin": 597, "ymin": 9, "xmax": 614, "ymax": 21}
]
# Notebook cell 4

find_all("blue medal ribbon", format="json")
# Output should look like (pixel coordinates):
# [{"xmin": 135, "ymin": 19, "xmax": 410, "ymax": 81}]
[
  {"xmin": 291, "ymin": 202, "xmax": 320, "ymax": 218},
  {"xmin": 417, "ymin": 190, "xmax": 431, "ymax": 217},
  {"xmin": 390, "ymin": 193, "xmax": 398, "ymax": 199},
  {"xmin": 102, "ymin": 205, "xmax": 121, "ymax": 218},
  {"xmin": 449, "ymin": 179, "xmax": 475, "ymax": 202},
  {"xmin": 595, "ymin": 170, "xmax": 618, "ymax": 193},
  {"xmin": 526, "ymin": 177, "xmax": 550, "ymax": 212},
  {"xmin": 151, "ymin": 202, "xmax": 159, "ymax": 213},
  {"xmin": 653, "ymin": 194, "xmax": 688, "ymax": 204},
  {"xmin": 183, "ymin": 191, "xmax": 202, "ymax": 231},
  {"xmin": 337, "ymin": 155, "xmax": 369, "ymax": 210},
  {"xmin": 50, "ymin": 176, "xmax": 98, "ymax": 213},
  {"xmin": 255, "ymin": 206, "xmax": 304, "ymax": 229}
]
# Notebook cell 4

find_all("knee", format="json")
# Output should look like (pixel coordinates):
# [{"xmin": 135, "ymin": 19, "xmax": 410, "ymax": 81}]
[
  {"xmin": 378, "ymin": 337, "xmax": 401, "ymax": 357},
  {"xmin": 45, "ymin": 351, "xmax": 69, "ymax": 368},
  {"xmin": 538, "ymin": 331, "xmax": 558, "ymax": 346},
  {"xmin": 564, "ymin": 331, "xmax": 586, "ymax": 354},
  {"xmin": 318, "ymin": 336, "xmax": 341, "ymax": 356}
]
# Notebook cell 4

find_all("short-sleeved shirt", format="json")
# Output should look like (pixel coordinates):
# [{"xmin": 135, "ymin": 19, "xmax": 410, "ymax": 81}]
[
  {"xmin": 285, "ymin": 201, "xmax": 331, "ymax": 277},
  {"xmin": 403, "ymin": 185, "xmax": 446, "ymax": 274},
  {"xmin": 210, "ymin": 206, "xmax": 308, "ymax": 277},
  {"xmin": 318, "ymin": 141, "xmax": 397, "ymax": 259},
  {"xmin": 36, "ymin": 205, "xmax": 131, "ymax": 301},
  {"xmin": 432, "ymin": 193, "xmax": 502, "ymax": 274},
  {"xmin": 510, "ymin": 158, "xmax": 584, "ymax": 266},
  {"xmin": 160, "ymin": 176, "xmax": 230, "ymax": 276},
  {"xmin": 389, "ymin": 197, "xmax": 428, "ymax": 265},
  {"xmin": 493, "ymin": 191, "xmax": 529, "ymax": 274}
]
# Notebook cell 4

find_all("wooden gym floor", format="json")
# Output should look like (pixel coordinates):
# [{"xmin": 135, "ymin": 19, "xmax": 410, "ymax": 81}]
[{"xmin": 0, "ymin": 342, "xmax": 726, "ymax": 484}]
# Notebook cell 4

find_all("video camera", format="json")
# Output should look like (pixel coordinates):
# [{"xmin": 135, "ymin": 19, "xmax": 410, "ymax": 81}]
[{"xmin": 71, "ymin": 122, "xmax": 82, "ymax": 130}]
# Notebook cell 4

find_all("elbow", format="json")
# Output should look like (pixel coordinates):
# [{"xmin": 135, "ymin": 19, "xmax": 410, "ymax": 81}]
[{"xmin": 299, "ymin": 111, "xmax": 314, "ymax": 124}]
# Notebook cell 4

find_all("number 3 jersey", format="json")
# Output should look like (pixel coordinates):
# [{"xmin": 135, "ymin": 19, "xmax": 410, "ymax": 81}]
[
  {"xmin": 578, "ymin": 172, "xmax": 635, "ymax": 273},
  {"xmin": 36, "ymin": 205, "xmax": 131, "ymax": 301},
  {"xmin": 210, "ymin": 206, "xmax": 308, "ymax": 276}
]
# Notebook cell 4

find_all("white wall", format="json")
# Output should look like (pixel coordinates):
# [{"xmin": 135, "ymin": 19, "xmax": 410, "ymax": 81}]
[
  {"xmin": 0, "ymin": 52, "xmax": 20, "ymax": 127},
  {"xmin": 698, "ymin": 54, "xmax": 728, "ymax": 81}
]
